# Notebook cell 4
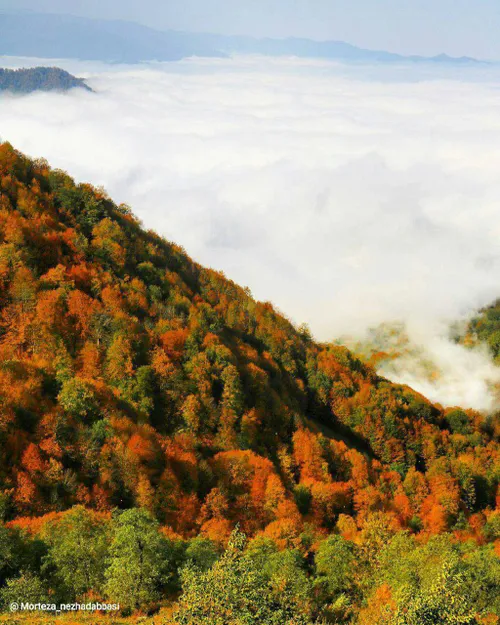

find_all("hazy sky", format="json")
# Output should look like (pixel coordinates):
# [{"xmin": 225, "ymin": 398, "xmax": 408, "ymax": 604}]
[{"xmin": 1, "ymin": 0, "xmax": 500, "ymax": 59}]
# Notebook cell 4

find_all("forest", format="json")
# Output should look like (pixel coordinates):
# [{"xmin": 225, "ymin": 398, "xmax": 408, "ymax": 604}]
[
  {"xmin": 0, "ymin": 68, "xmax": 91, "ymax": 94},
  {"xmin": 0, "ymin": 142, "xmax": 498, "ymax": 623}
]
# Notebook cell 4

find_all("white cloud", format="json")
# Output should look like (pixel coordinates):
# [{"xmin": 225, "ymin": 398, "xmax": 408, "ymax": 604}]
[
  {"xmin": 3, "ymin": 54, "xmax": 500, "ymax": 409},
  {"xmin": 383, "ymin": 334, "xmax": 500, "ymax": 413}
]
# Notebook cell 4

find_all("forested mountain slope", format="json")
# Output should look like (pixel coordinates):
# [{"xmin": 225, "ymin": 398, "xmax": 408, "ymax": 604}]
[
  {"xmin": 0, "ymin": 142, "xmax": 498, "ymax": 539},
  {"xmin": 0, "ymin": 143, "xmax": 499, "ymax": 622}
]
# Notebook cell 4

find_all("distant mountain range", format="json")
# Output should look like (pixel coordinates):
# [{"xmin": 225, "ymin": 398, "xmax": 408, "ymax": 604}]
[
  {"xmin": 0, "ymin": 13, "xmax": 222, "ymax": 63},
  {"xmin": 0, "ymin": 12, "xmax": 484, "ymax": 65},
  {"xmin": 0, "ymin": 66, "xmax": 91, "ymax": 93}
]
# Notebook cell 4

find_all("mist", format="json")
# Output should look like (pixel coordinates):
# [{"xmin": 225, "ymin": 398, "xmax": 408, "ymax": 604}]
[{"xmin": 2, "ymin": 54, "xmax": 500, "ymax": 410}]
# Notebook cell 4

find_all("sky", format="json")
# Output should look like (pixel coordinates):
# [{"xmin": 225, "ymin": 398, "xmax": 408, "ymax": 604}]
[
  {"xmin": 2, "ymin": 55, "xmax": 500, "ymax": 409},
  {"xmin": 1, "ymin": 0, "xmax": 500, "ymax": 59}
]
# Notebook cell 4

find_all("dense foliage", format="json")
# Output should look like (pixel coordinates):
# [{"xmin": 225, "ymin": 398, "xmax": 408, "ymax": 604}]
[
  {"xmin": 0, "ymin": 143, "xmax": 498, "ymax": 622},
  {"xmin": 0, "ymin": 511, "xmax": 498, "ymax": 623},
  {"xmin": 0, "ymin": 68, "xmax": 91, "ymax": 94}
]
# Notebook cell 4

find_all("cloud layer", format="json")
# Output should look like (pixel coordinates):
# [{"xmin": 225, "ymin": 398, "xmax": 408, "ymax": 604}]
[{"xmin": 2, "ymin": 55, "xmax": 500, "ymax": 409}]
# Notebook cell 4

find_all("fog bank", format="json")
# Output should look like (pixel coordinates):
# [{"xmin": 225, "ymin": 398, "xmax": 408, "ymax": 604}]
[{"xmin": 3, "ymin": 55, "xmax": 500, "ymax": 409}]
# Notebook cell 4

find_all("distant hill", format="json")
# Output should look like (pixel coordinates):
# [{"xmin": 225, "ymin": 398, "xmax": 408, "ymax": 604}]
[
  {"xmin": 0, "ymin": 66, "xmax": 91, "ymax": 93},
  {"xmin": 0, "ymin": 12, "xmax": 484, "ymax": 65}
]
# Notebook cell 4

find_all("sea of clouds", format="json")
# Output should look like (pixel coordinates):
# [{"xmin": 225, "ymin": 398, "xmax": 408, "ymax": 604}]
[{"xmin": 2, "ymin": 54, "xmax": 500, "ymax": 410}]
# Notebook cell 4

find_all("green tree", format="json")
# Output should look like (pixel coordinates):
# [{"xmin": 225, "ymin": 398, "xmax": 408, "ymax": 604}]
[
  {"xmin": 176, "ymin": 528, "xmax": 313, "ymax": 625},
  {"xmin": 44, "ymin": 506, "xmax": 109, "ymax": 598},
  {"xmin": 314, "ymin": 534, "xmax": 357, "ymax": 621},
  {"xmin": 250, "ymin": 539, "xmax": 312, "ymax": 619},
  {"xmin": 482, "ymin": 512, "xmax": 500, "ymax": 541},
  {"xmin": 393, "ymin": 561, "xmax": 478, "ymax": 625},
  {"xmin": 315, "ymin": 535, "xmax": 356, "ymax": 598},
  {"xmin": 0, "ymin": 524, "xmax": 24, "ymax": 586},
  {"xmin": 58, "ymin": 377, "xmax": 97, "ymax": 420},
  {"xmin": 221, "ymin": 365, "xmax": 244, "ymax": 416},
  {"xmin": 375, "ymin": 536, "xmax": 484, "ymax": 625},
  {"xmin": 460, "ymin": 544, "xmax": 500, "ymax": 617},
  {"xmin": 184, "ymin": 536, "xmax": 219, "ymax": 572},
  {"xmin": 294, "ymin": 484, "xmax": 312, "ymax": 515},
  {"xmin": 105, "ymin": 508, "xmax": 169, "ymax": 611},
  {"xmin": 0, "ymin": 572, "xmax": 49, "ymax": 609},
  {"xmin": 375, "ymin": 532, "xmax": 418, "ymax": 592},
  {"xmin": 445, "ymin": 409, "xmax": 471, "ymax": 435}
]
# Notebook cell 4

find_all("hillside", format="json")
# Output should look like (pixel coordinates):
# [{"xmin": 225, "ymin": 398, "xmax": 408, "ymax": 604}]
[
  {"xmin": 0, "ymin": 67, "xmax": 91, "ymax": 94},
  {"xmin": 0, "ymin": 143, "xmax": 498, "ymax": 622},
  {"xmin": 0, "ymin": 12, "xmax": 483, "ymax": 65}
]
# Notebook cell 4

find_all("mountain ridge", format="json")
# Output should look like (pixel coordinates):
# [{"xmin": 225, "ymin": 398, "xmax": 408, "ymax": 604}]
[{"xmin": 0, "ymin": 11, "xmax": 486, "ymax": 65}]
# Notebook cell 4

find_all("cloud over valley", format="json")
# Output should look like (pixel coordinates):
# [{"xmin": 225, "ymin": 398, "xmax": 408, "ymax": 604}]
[{"xmin": 3, "ymin": 54, "xmax": 500, "ymax": 409}]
